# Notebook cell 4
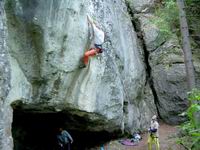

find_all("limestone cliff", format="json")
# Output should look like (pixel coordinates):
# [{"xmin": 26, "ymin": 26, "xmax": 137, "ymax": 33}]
[
  {"xmin": 1, "ymin": 0, "xmax": 156, "ymax": 149},
  {"xmin": 0, "ymin": 1, "xmax": 12, "ymax": 150},
  {"xmin": 0, "ymin": 0, "xmax": 199, "ymax": 150}
]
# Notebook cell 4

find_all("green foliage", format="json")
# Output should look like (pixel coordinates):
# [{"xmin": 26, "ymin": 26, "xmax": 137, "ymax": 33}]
[
  {"xmin": 188, "ymin": 88, "xmax": 200, "ymax": 101},
  {"xmin": 178, "ymin": 89, "xmax": 200, "ymax": 150},
  {"xmin": 151, "ymin": 0, "xmax": 200, "ymax": 40},
  {"xmin": 184, "ymin": 0, "xmax": 200, "ymax": 39},
  {"xmin": 187, "ymin": 104, "xmax": 200, "ymax": 127},
  {"xmin": 152, "ymin": 0, "xmax": 179, "ymax": 38}
]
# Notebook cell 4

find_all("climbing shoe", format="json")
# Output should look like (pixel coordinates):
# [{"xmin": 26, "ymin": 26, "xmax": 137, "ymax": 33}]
[{"xmin": 79, "ymin": 64, "xmax": 86, "ymax": 68}]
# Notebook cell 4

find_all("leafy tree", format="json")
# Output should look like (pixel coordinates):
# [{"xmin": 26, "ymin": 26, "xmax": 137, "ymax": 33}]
[
  {"xmin": 177, "ymin": 89, "xmax": 200, "ymax": 150},
  {"xmin": 153, "ymin": 0, "xmax": 196, "ymax": 90}
]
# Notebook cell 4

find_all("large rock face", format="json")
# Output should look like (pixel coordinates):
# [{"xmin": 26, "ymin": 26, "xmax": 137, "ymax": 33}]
[
  {"xmin": 5, "ymin": 0, "xmax": 150, "ymax": 127},
  {"xmin": 134, "ymin": 12, "xmax": 189, "ymax": 124},
  {"xmin": 128, "ymin": 0, "xmax": 156, "ymax": 13},
  {"xmin": 131, "ymin": 8, "xmax": 200, "ymax": 124},
  {"xmin": 0, "ymin": 1, "xmax": 12, "ymax": 150},
  {"xmin": 1, "ymin": 0, "xmax": 199, "ymax": 149},
  {"xmin": 0, "ymin": 0, "xmax": 158, "ymax": 149}
]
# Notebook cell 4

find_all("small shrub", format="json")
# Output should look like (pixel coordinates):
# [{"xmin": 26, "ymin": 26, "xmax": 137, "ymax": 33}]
[
  {"xmin": 151, "ymin": 0, "xmax": 179, "ymax": 38},
  {"xmin": 177, "ymin": 89, "xmax": 200, "ymax": 150}
]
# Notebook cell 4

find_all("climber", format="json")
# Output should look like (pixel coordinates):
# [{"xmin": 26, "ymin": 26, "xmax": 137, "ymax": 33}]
[
  {"xmin": 147, "ymin": 115, "xmax": 160, "ymax": 150},
  {"xmin": 80, "ymin": 15, "xmax": 105, "ymax": 68}
]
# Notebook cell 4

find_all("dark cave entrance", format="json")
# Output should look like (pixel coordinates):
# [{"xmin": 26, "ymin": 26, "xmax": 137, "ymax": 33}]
[{"xmin": 12, "ymin": 108, "xmax": 114, "ymax": 150}]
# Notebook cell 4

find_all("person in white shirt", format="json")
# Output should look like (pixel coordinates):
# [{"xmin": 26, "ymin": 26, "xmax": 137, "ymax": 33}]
[
  {"xmin": 80, "ymin": 15, "xmax": 105, "ymax": 67},
  {"xmin": 148, "ymin": 115, "xmax": 160, "ymax": 150}
]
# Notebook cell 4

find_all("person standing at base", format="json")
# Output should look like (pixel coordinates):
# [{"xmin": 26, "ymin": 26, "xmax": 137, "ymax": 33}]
[
  {"xmin": 57, "ymin": 127, "xmax": 73, "ymax": 150},
  {"xmin": 147, "ymin": 115, "xmax": 160, "ymax": 150}
]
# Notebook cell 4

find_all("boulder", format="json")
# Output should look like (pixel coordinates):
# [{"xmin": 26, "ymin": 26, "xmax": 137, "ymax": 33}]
[
  {"xmin": 0, "ymin": 1, "xmax": 157, "ymax": 149},
  {"xmin": 127, "ymin": 0, "xmax": 156, "ymax": 13}
]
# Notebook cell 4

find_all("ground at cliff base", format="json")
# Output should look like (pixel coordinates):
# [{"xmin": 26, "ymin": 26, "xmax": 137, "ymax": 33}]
[{"xmin": 101, "ymin": 123, "xmax": 186, "ymax": 150}]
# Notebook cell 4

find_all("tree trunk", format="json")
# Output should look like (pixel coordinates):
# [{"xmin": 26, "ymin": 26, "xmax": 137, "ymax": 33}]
[{"xmin": 177, "ymin": 0, "xmax": 196, "ymax": 91}]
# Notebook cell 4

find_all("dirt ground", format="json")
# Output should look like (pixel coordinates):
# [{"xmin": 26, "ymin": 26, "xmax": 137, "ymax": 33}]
[{"xmin": 101, "ymin": 123, "xmax": 186, "ymax": 150}]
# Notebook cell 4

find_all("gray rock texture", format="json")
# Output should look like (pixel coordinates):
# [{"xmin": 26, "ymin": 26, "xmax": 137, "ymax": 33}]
[
  {"xmin": 0, "ymin": 0, "xmax": 157, "ymax": 149},
  {"xmin": 127, "ymin": 0, "xmax": 156, "ymax": 13},
  {"xmin": 135, "ymin": 13, "xmax": 200, "ymax": 124},
  {"xmin": 136, "ymin": 14, "xmax": 166, "ymax": 52},
  {"xmin": 149, "ymin": 38, "xmax": 189, "ymax": 124},
  {"xmin": 4, "ymin": 0, "xmax": 151, "ymax": 127},
  {"xmin": 0, "ymin": 1, "xmax": 12, "ymax": 150},
  {"xmin": 1, "ymin": 0, "xmax": 200, "ymax": 149}
]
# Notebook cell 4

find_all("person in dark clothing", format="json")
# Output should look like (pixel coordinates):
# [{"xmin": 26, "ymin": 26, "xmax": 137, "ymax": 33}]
[{"xmin": 57, "ymin": 128, "xmax": 73, "ymax": 150}]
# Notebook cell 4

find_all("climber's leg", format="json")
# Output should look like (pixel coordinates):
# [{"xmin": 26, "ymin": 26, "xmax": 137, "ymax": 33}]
[
  {"xmin": 83, "ymin": 48, "xmax": 97, "ymax": 65},
  {"xmin": 147, "ymin": 134, "xmax": 152, "ymax": 150},
  {"xmin": 155, "ymin": 138, "xmax": 160, "ymax": 150}
]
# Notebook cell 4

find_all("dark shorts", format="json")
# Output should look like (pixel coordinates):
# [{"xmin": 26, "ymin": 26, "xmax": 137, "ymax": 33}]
[
  {"xmin": 58, "ymin": 143, "xmax": 71, "ymax": 150},
  {"xmin": 94, "ymin": 44, "xmax": 103, "ymax": 53}
]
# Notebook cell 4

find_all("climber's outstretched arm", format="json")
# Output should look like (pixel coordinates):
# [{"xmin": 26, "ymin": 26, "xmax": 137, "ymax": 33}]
[
  {"xmin": 87, "ymin": 15, "xmax": 93, "ymax": 24},
  {"xmin": 87, "ymin": 15, "xmax": 95, "ymax": 39}
]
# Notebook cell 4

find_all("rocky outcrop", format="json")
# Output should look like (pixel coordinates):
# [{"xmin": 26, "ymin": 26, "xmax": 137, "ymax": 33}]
[
  {"xmin": 0, "ymin": 1, "xmax": 12, "ymax": 150},
  {"xmin": 1, "ymin": 0, "xmax": 199, "ymax": 149},
  {"xmin": 127, "ymin": 0, "xmax": 200, "ymax": 124},
  {"xmin": 133, "ymin": 12, "xmax": 189, "ymax": 124},
  {"xmin": 0, "ymin": 0, "xmax": 159, "ymax": 149},
  {"xmin": 4, "ymin": 0, "xmax": 152, "ymax": 128},
  {"xmin": 127, "ymin": 0, "xmax": 156, "ymax": 13}
]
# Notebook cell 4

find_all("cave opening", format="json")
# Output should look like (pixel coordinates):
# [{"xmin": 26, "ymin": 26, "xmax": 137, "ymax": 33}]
[{"xmin": 12, "ymin": 108, "xmax": 113, "ymax": 150}]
